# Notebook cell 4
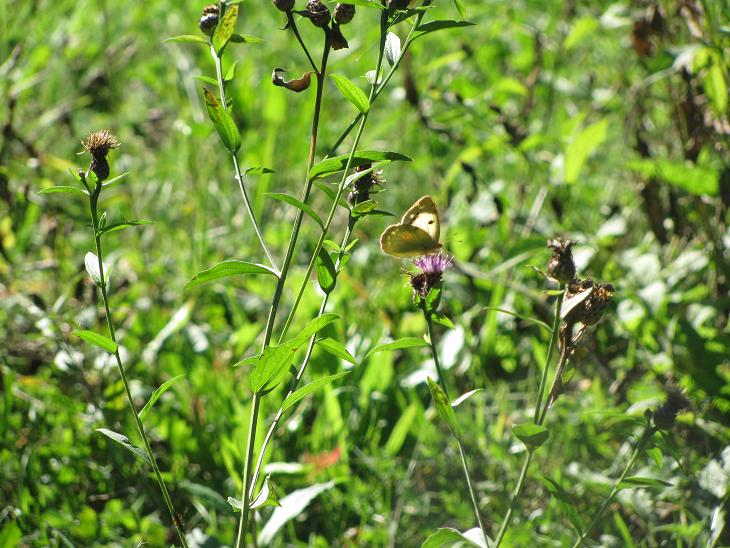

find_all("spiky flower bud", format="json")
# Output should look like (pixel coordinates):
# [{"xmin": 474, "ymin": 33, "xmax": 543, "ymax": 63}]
[
  {"xmin": 348, "ymin": 163, "xmax": 383, "ymax": 205},
  {"xmin": 410, "ymin": 254, "xmax": 454, "ymax": 299},
  {"xmin": 652, "ymin": 386, "xmax": 691, "ymax": 430},
  {"xmin": 334, "ymin": 3, "xmax": 355, "ymax": 25},
  {"xmin": 199, "ymin": 4, "xmax": 220, "ymax": 36},
  {"xmin": 547, "ymin": 238, "xmax": 577, "ymax": 284},
  {"xmin": 273, "ymin": 0, "xmax": 296, "ymax": 12},
  {"xmin": 81, "ymin": 130, "xmax": 120, "ymax": 183},
  {"xmin": 306, "ymin": 0, "xmax": 331, "ymax": 27}
]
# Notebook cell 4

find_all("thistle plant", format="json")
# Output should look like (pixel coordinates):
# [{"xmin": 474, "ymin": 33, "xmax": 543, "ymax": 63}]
[{"xmin": 40, "ymin": 132, "xmax": 189, "ymax": 547}]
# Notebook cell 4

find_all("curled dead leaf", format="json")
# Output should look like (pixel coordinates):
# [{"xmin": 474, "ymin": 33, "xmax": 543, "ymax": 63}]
[{"xmin": 272, "ymin": 68, "xmax": 314, "ymax": 92}]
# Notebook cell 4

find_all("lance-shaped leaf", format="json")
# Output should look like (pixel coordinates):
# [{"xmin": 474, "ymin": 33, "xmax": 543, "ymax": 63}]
[
  {"xmin": 617, "ymin": 476, "xmax": 673, "ymax": 490},
  {"xmin": 315, "ymin": 248, "xmax": 336, "ymax": 294},
  {"xmin": 265, "ymin": 192, "xmax": 323, "ymax": 228},
  {"xmin": 250, "ymin": 476, "xmax": 281, "ymax": 510},
  {"xmin": 281, "ymin": 371, "xmax": 350, "ymax": 412},
  {"xmin": 452, "ymin": 389, "xmax": 483, "ymax": 408},
  {"xmin": 185, "ymin": 260, "xmax": 278, "ymax": 289},
  {"xmin": 138, "ymin": 374, "xmax": 186, "ymax": 422},
  {"xmin": 330, "ymin": 74, "xmax": 370, "ymax": 113},
  {"xmin": 427, "ymin": 377, "xmax": 460, "ymax": 439},
  {"xmin": 512, "ymin": 422, "xmax": 549, "ymax": 450},
  {"xmin": 37, "ymin": 185, "xmax": 89, "ymax": 197},
  {"xmin": 272, "ymin": 68, "xmax": 313, "ymax": 93},
  {"xmin": 309, "ymin": 150, "xmax": 411, "ymax": 180},
  {"xmin": 315, "ymin": 338, "xmax": 356, "ymax": 364},
  {"xmin": 364, "ymin": 337, "xmax": 428, "ymax": 360},
  {"xmin": 163, "ymin": 34, "xmax": 208, "ymax": 45},
  {"xmin": 98, "ymin": 220, "xmax": 153, "ymax": 236},
  {"xmin": 412, "ymin": 20, "xmax": 475, "ymax": 40},
  {"xmin": 249, "ymin": 314, "xmax": 340, "ymax": 393},
  {"xmin": 203, "ymin": 88, "xmax": 241, "ymax": 154},
  {"xmin": 212, "ymin": 2, "xmax": 238, "ymax": 54},
  {"xmin": 422, "ymin": 527, "xmax": 488, "ymax": 548},
  {"xmin": 74, "ymin": 330, "xmax": 118, "ymax": 354},
  {"xmin": 96, "ymin": 428, "xmax": 150, "ymax": 465}
]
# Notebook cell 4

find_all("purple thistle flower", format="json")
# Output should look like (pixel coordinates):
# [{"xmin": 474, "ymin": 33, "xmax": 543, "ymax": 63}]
[{"xmin": 410, "ymin": 253, "xmax": 453, "ymax": 299}]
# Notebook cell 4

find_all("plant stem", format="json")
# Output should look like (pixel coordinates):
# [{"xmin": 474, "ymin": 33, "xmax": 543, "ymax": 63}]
[
  {"xmin": 234, "ymin": 32, "xmax": 332, "ymax": 548},
  {"xmin": 572, "ymin": 426, "xmax": 656, "ymax": 547},
  {"xmin": 494, "ymin": 284, "xmax": 565, "ymax": 547},
  {"xmin": 421, "ymin": 302, "xmax": 488, "ymax": 545},
  {"xmin": 211, "ymin": 43, "xmax": 279, "ymax": 273},
  {"xmin": 286, "ymin": 11, "xmax": 318, "ymax": 73},
  {"xmin": 87, "ymin": 183, "xmax": 189, "ymax": 548},
  {"xmin": 248, "ymin": 216, "xmax": 355, "ymax": 497}
]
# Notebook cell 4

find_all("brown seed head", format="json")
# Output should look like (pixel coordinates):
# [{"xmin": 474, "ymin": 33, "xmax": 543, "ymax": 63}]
[
  {"xmin": 388, "ymin": 0, "xmax": 410, "ymax": 9},
  {"xmin": 348, "ymin": 163, "xmax": 383, "ymax": 206},
  {"xmin": 547, "ymin": 238, "xmax": 577, "ymax": 284},
  {"xmin": 273, "ymin": 0, "xmax": 296, "ymax": 11},
  {"xmin": 199, "ymin": 4, "xmax": 220, "ymax": 36},
  {"xmin": 653, "ymin": 385, "xmax": 691, "ymax": 430},
  {"xmin": 334, "ymin": 3, "xmax": 355, "ymax": 25},
  {"xmin": 562, "ymin": 278, "xmax": 614, "ymax": 326},
  {"xmin": 81, "ymin": 130, "xmax": 120, "ymax": 159},
  {"xmin": 306, "ymin": 0, "xmax": 331, "ymax": 27}
]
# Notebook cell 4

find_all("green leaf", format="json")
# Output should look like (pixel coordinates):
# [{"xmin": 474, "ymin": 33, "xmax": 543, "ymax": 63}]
[
  {"xmin": 364, "ymin": 337, "xmax": 428, "ymax": 360},
  {"xmin": 96, "ymin": 428, "xmax": 150, "ymax": 464},
  {"xmin": 309, "ymin": 150, "xmax": 411, "ymax": 180},
  {"xmin": 228, "ymin": 496, "xmax": 243, "ymax": 512},
  {"xmin": 230, "ymin": 33, "xmax": 264, "ymax": 44},
  {"xmin": 315, "ymin": 248, "xmax": 336, "ymax": 294},
  {"xmin": 385, "ymin": 402, "xmax": 419, "ymax": 456},
  {"xmin": 617, "ymin": 476, "xmax": 673, "ymax": 490},
  {"xmin": 202, "ymin": 88, "xmax": 241, "ymax": 154},
  {"xmin": 37, "ymin": 185, "xmax": 88, "ymax": 197},
  {"xmin": 703, "ymin": 61, "xmax": 728, "ymax": 115},
  {"xmin": 315, "ymin": 338, "xmax": 356, "ymax": 364},
  {"xmin": 352, "ymin": 200, "xmax": 378, "ymax": 216},
  {"xmin": 330, "ymin": 74, "xmax": 370, "ymax": 114},
  {"xmin": 427, "ymin": 377, "xmax": 460, "ymax": 439},
  {"xmin": 138, "ymin": 374, "xmax": 185, "ymax": 422},
  {"xmin": 451, "ymin": 389, "xmax": 482, "ymax": 408},
  {"xmin": 194, "ymin": 75, "xmax": 220, "ymax": 86},
  {"xmin": 265, "ymin": 192, "xmax": 323, "ymax": 228},
  {"xmin": 541, "ymin": 476, "xmax": 585, "ymax": 533},
  {"xmin": 98, "ymin": 220, "xmax": 153, "ymax": 235},
  {"xmin": 424, "ymin": 284, "xmax": 442, "ymax": 314},
  {"xmin": 512, "ymin": 422, "xmax": 549, "ymax": 450},
  {"xmin": 250, "ymin": 314, "xmax": 341, "ymax": 393},
  {"xmin": 224, "ymin": 60, "xmax": 238, "ymax": 82},
  {"xmin": 627, "ymin": 157, "xmax": 719, "ymax": 196},
  {"xmin": 250, "ymin": 476, "xmax": 280, "ymax": 510},
  {"xmin": 245, "ymin": 166, "xmax": 275, "ymax": 175},
  {"xmin": 281, "ymin": 371, "xmax": 350, "ymax": 412},
  {"xmin": 163, "ymin": 34, "xmax": 207, "ymax": 45},
  {"xmin": 101, "ymin": 171, "xmax": 132, "ymax": 188},
  {"xmin": 412, "ymin": 20, "xmax": 475, "ymax": 40},
  {"xmin": 422, "ymin": 527, "xmax": 487, "ymax": 548},
  {"xmin": 74, "ymin": 330, "xmax": 117, "ymax": 354},
  {"xmin": 185, "ymin": 260, "xmax": 278, "ymax": 289},
  {"xmin": 485, "ymin": 307, "xmax": 552, "ymax": 333},
  {"xmin": 431, "ymin": 310, "xmax": 454, "ymax": 329},
  {"xmin": 213, "ymin": 2, "xmax": 238, "ymax": 54},
  {"xmin": 564, "ymin": 118, "xmax": 609, "ymax": 184}
]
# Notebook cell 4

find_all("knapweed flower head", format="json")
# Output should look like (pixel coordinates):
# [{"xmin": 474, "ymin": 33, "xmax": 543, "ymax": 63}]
[
  {"xmin": 547, "ymin": 238, "xmax": 577, "ymax": 284},
  {"xmin": 82, "ymin": 130, "xmax": 120, "ymax": 183},
  {"xmin": 652, "ymin": 385, "xmax": 691, "ymax": 430},
  {"xmin": 409, "ymin": 253, "xmax": 453, "ymax": 299},
  {"xmin": 348, "ymin": 163, "xmax": 384, "ymax": 206},
  {"xmin": 199, "ymin": 4, "xmax": 220, "ymax": 36}
]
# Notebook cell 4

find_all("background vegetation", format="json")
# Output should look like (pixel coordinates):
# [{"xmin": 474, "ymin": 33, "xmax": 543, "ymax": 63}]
[{"xmin": 2, "ymin": 0, "xmax": 730, "ymax": 545}]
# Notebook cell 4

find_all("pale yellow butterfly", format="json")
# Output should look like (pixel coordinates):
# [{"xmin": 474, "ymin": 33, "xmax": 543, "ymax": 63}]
[{"xmin": 380, "ymin": 195, "xmax": 442, "ymax": 258}]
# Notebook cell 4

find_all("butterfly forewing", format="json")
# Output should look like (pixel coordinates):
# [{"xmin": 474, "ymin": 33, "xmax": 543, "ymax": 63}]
[{"xmin": 380, "ymin": 195, "xmax": 442, "ymax": 258}]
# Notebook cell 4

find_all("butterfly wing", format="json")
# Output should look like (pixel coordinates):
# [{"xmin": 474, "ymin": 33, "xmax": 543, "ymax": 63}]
[
  {"xmin": 380, "ymin": 224, "xmax": 443, "ymax": 258},
  {"xmin": 400, "ymin": 196, "xmax": 440, "ymax": 242}
]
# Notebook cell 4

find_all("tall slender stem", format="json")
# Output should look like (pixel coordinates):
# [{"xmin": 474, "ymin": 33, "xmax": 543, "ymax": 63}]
[
  {"xmin": 493, "ymin": 451, "xmax": 532, "ymax": 546},
  {"xmin": 422, "ymin": 303, "xmax": 488, "ymax": 544},
  {"xmin": 572, "ymin": 427, "xmax": 655, "ymax": 547},
  {"xmin": 211, "ymin": 44, "xmax": 279, "ymax": 273},
  {"xmin": 534, "ymin": 286, "xmax": 564, "ymax": 423},
  {"xmin": 234, "ymin": 32, "xmax": 332, "ymax": 548},
  {"xmin": 87, "ymin": 183, "xmax": 189, "ymax": 548}
]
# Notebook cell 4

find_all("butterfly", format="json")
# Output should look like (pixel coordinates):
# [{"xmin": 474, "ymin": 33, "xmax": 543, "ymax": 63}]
[{"xmin": 380, "ymin": 195, "xmax": 442, "ymax": 257}]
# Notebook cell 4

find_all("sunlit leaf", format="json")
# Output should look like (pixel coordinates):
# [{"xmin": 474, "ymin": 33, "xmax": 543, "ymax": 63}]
[
  {"xmin": 96, "ymin": 428, "xmax": 150, "ymax": 465},
  {"xmin": 512, "ymin": 422, "xmax": 549, "ymax": 450},
  {"xmin": 138, "ymin": 374, "xmax": 186, "ymax": 422},
  {"xmin": 74, "ymin": 330, "xmax": 118, "ymax": 354},
  {"xmin": 213, "ymin": 2, "xmax": 238, "ymax": 54},
  {"xmin": 315, "ymin": 338, "xmax": 356, "ymax": 364},
  {"xmin": 265, "ymin": 192, "xmax": 323, "ymax": 227},
  {"xmin": 427, "ymin": 377, "xmax": 460, "ymax": 439},
  {"xmin": 202, "ymin": 88, "xmax": 241, "ymax": 154},
  {"xmin": 330, "ymin": 74, "xmax": 370, "ymax": 114},
  {"xmin": 315, "ymin": 248, "xmax": 336, "ymax": 294},
  {"xmin": 37, "ymin": 185, "xmax": 88, "ymax": 197},
  {"xmin": 309, "ymin": 150, "xmax": 411, "ymax": 180},
  {"xmin": 281, "ymin": 371, "xmax": 350, "ymax": 411},
  {"xmin": 185, "ymin": 260, "xmax": 278, "ymax": 289},
  {"xmin": 364, "ymin": 337, "xmax": 428, "ymax": 360}
]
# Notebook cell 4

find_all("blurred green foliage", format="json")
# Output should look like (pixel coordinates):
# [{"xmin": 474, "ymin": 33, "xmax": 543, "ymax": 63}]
[{"xmin": 2, "ymin": 0, "xmax": 730, "ymax": 546}]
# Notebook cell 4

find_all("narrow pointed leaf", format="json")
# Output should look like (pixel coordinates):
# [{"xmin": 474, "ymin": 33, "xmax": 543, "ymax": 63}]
[
  {"xmin": 37, "ymin": 185, "xmax": 88, "ymax": 197},
  {"xmin": 265, "ymin": 192, "xmax": 323, "ymax": 228},
  {"xmin": 364, "ymin": 337, "xmax": 428, "ymax": 360},
  {"xmin": 213, "ymin": 3, "xmax": 238, "ymax": 54},
  {"xmin": 422, "ymin": 527, "xmax": 487, "ymax": 548},
  {"xmin": 163, "ymin": 34, "xmax": 207, "ymax": 45},
  {"xmin": 250, "ymin": 476, "xmax": 280, "ymax": 510},
  {"xmin": 315, "ymin": 338, "xmax": 356, "ymax": 364},
  {"xmin": 412, "ymin": 20, "xmax": 475, "ymax": 40},
  {"xmin": 185, "ymin": 260, "xmax": 278, "ymax": 289},
  {"xmin": 98, "ymin": 220, "xmax": 153, "ymax": 235},
  {"xmin": 512, "ymin": 422, "xmax": 549, "ymax": 450},
  {"xmin": 96, "ymin": 428, "xmax": 150, "ymax": 464},
  {"xmin": 230, "ymin": 33, "xmax": 264, "ymax": 44},
  {"xmin": 101, "ymin": 171, "xmax": 131, "ymax": 188},
  {"xmin": 309, "ymin": 150, "xmax": 411, "ymax": 180},
  {"xmin": 315, "ymin": 248, "xmax": 336, "ymax": 294},
  {"xmin": 258, "ymin": 482, "xmax": 335, "ymax": 545},
  {"xmin": 485, "ymin": 307, "xmax": 552, "ymax": 332},
  {"xmin": 330, "ymin": 74, "xmax": 370, "ymax": 114},
  {"xmin": 202, "ymin": 88, "xmax": 241, "ymax": 154},
  {"xmin": 74, "ymin": 330, "xmax": 118, "ymax": 354},
  {"xmin": 427, "ymin": 377, "xmax": 460, "ymax": 439},
  {"xmin": 138, "ymin": 374, "xmax": 186, "ymax": 422},
  {"xmin": 617, "ymin": 476, "xmax": 673, "ymax": 490},
  {"xmin": 224, "ymin": 60, "xmax": 238, "ymax": 82},
  {"xmin": 451, "ymin": 389, "xmax": 483, "ymax": 408},
  {"xmin": 281, "ymin": 371, "xmax": 350, "ymax": 412}
]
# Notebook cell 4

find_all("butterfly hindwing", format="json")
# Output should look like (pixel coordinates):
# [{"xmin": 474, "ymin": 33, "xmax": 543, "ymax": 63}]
[{"xmin": 380, "ymin": 195, "xmax": 442, "ymax": 258}]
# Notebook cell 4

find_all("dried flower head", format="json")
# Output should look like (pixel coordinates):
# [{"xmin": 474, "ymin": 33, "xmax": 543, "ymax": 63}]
[
  {"xmin": 306, "ymin": 0, "xmax": 331, "ymax": 27},
  {"xmin": 81, "ymin": 130, "xmax": 120, "ymax": 159},
  {"xmin": 348, "ymin": 163, "xmax": 384, "ymax": 205},
  {"xmin": 199, "ymin": 4, "xmax": 220, "ymax": 36},
  {"xmin": 652, "ymin": 385, "xmax": 691, "ymax": 429},
  {"xmin": 547, "ymin": 238, "xmax": 577, "ymax": 284},
  {"xmin": 273, "ymin": 0, "xmax": 296, "ymax": 12},
  {"xmin": 388, "ymin": 0, "xmax": 411, "ymax": 9},
  {"xmin": 409, "ymin": 253, "xmax": 453, "ymax": 299},
  {"xmin": 334, "ymin": 3, "xmax": 355, "ymax": 25},
  {"xmin": 82, "ymin": 130, "xmax": 120, "ymax": 183},
  {"xmin": 330, "ymin": 24, "xmax": 349, "ymax": 50},
  {"xmin": 562, "ymin": 278, "xmax": 614, "ymax": 326}
]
